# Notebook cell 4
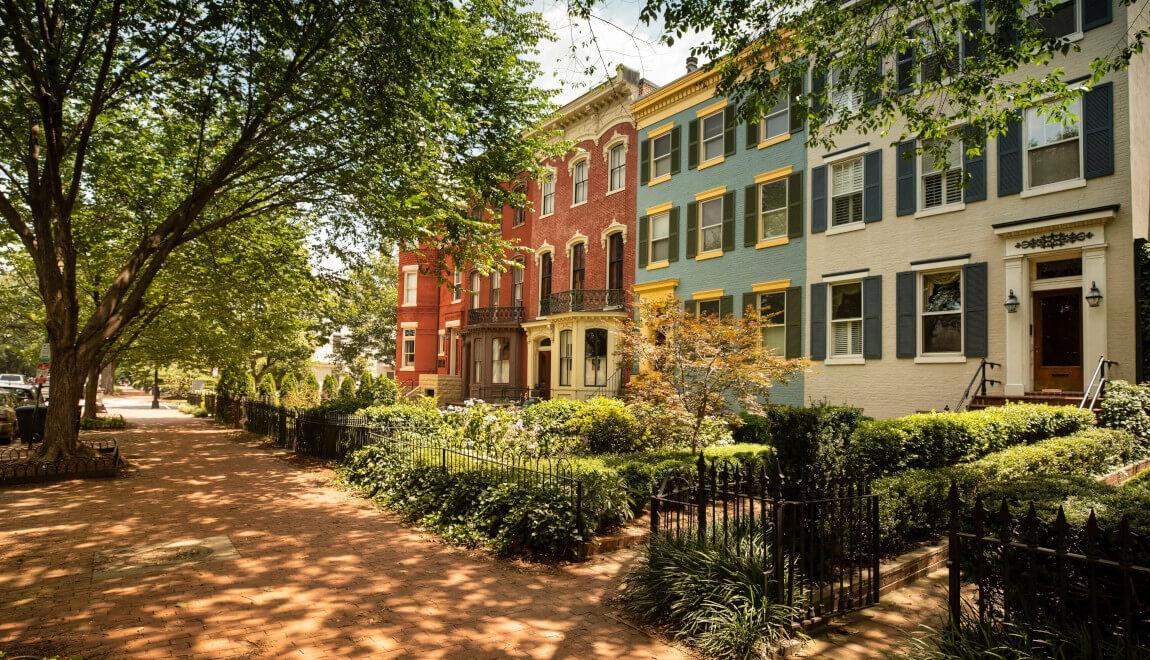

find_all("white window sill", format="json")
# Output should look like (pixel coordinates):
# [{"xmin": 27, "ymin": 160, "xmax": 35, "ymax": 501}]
[
  {"xmin": 571, "ymin": 200, "xmax": 587, "ymax": 208},
  {"xmin": 402, "ymin": 302, "xmax": 417, "ymax": 307},
  {"xmin": 539, "ymin": 212, "xmax": 554, "ymax": 219},
  {"xmin": 1020, "ymin": 178, "xmax": 1086, "ymax": 199},
  {"xmin": 401, "ymin": 366, "xmax": 415, "ymax": 372},
  {"xmin": 915, "ymin": 203, "xmax": 965, "ymax": 219},
  {"xmin": 914, "ymin": 355, "xmax": 967, "ymax": 364},
  {"xmin": 824, "ymin": 356, "xmax": 865, "ymax": 366},
  {"xmin": 605, "ymin": 186, "xmax": 626, "ymax": 197},
  {"xmin": 825, "ymin": 222, "xmax": 866, "ymax": 236}
]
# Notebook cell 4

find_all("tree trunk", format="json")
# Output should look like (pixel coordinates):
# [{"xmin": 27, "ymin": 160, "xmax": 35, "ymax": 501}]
[
  {"xmin": 39, "ymin": 343, "xmax": 86, "ymax": 461},
  {"xmin": 100, "ymin": 360, "xmax": 116, "ymax": 394},
  {"xmin": 82, "ymin": 362, "xmax": 101, "ymax": 420}
]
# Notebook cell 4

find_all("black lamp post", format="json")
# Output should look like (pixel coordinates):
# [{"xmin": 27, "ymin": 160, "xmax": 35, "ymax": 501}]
[{"xmin": 151, "ymin": 365, "xmax": 160, "ymax": 409}]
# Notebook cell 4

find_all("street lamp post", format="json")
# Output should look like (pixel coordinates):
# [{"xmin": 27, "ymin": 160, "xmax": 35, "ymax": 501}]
[{"xmin": 151, "ymin": 365, "xmax": 160, "ymax": 409}]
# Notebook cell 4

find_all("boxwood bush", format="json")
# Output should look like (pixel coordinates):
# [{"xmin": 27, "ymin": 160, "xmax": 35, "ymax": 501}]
[
  {"xmin": 732, "ymin": 403, "xmax": 865, "ymax": 486},
  {"xmin": 357, "ymin": 403, "xmax": 444, "ymax": 434},
  {"xmin": 1097, "ymin": 380, "xmax": 1150, "ymax": 454}
]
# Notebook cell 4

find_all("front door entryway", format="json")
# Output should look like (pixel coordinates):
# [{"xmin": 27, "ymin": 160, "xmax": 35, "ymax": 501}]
[
  {"xmin": 1032, "ymin": 288, "xmax": 1083, "ymax": 391},
  {"xmin": 537, "ymin": 351, "xmax": 551, "ymax": 399}
]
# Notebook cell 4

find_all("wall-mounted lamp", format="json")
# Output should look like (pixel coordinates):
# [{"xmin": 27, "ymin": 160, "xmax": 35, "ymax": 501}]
[
  {"xmin": 1004, "ymin": 289, "xmax": 1020, "ymax": 313},
  {"xmin": 1086, "ymin": 281, "xmax": 1104, "ymax": 308}
]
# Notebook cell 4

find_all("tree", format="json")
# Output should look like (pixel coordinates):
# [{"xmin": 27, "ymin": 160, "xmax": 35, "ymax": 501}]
[
  {"xmin": 243, "ymin": 373, "xmax": 258, "ymax": 399},
  {"xmin": 0, "ymin": 0, "xmax": 558, "ymax": 459},
  {"xmin": 618, "ymin": 297, "xmax": 804, "ymax": 453},
  {"xmin": 257, "ymin": 373, "xmax": 278, "ymax": 404},
  {"xmin": 573, "ymin": 0, "xmax": 1145, "ymax": 160},
  {"xmin": 337, "ymin": 376, "xmax": 356, "ymax": 400},
  {"xmin": 280, "ymin": 373, "xmax": 298, "ymax": 400},
  {"xmin": 302, "ymin": 372, "xmax": 321, "ymax": 407},
  {"xmin": 325, "ymin": 252, "xmax": 399, "ymax": 370},
  {"xmin": 321, "ymin": 374, "xmax": 338, "ymax": 402}
]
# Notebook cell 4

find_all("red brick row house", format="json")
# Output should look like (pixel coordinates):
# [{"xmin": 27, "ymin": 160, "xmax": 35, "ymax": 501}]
[{"xmin": 395, "ymin": 66, "xmax": 655, "ymax": 402}]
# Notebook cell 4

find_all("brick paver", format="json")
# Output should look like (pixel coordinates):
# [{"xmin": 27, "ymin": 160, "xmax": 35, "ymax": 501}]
[{"xmin": 0, "ymin": 395, "xmax": 687, "ymax": 659}]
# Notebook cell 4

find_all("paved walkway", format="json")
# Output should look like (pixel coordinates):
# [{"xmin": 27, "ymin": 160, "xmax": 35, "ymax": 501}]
[{"xmin": 0, "ymin": 395, "xmax": 687, "ymax": 659}]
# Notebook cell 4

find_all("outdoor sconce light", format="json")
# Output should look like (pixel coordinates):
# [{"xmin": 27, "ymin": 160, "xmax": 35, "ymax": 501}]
[
  {"xmin": 1086, "ymin": 281, "xmax": 1104, "ymax": 308},
  {"xmin": 1004, "ymin": 290, "xmax": 1020, "ymax": 313}
]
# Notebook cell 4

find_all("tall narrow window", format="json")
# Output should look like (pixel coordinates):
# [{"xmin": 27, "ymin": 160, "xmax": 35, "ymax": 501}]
[
  {"xmin": 571, "ymin": 243, "xmax": 585, "ymax": 290},
  {"xmin": 701, "ymin": 111, "xmax": 724, "ymax": 162},
  {"xmin": 512, "ymin": 184, "xmax": 526, "ymax": 226},
  {"xmin": 759, "ymin": 292, "xmax": 786, "ymax": 354},
  {"xmin": 585, "ymin": 329, "xmax": 608, "ymax": 387},
  {"xmin": 608, "ymin": 233, "xmax": 624, "ymax": 290},
  {"xmin": 759, "ymin": 179, "xmax": 788, "ymax": 241},
  {"xmin": 831, "ymin": 282, "xmax": 863, "ymax": 357},
  {"xmin": 490, "ymin": 271, "xmax": 501, "ymax": 306},
  {"xmin": 830, "ymin": 157, "xmax": 864, "ymax": 227},
  {"xmin": 649, "ymin": 212, "xmax": 670, "ymax": 262},
  {"xmin": 492, "ymin": 338, "xmax": 510, "ymax": 384},
  {"xmin": 403, "ymin": 270, "xmax": 418, "ymax": 306},
  {"xmin": 651, "ymin": 133, "xmax": 672, "ymax": 179},
  {"xmin": 829, "ymin": 65, "xmax": 861, "ymax": 116},
  {"xmin": 559, "ymin": 329, "xmax": 573, "ymax": 386},
  {"xmin": 469, "ymin": 271, "xmax": 481, "ymax": 309},
  {"xmin": 540, "ymin": 252, "xmax": 552, "ymax": 298},
  {"xmin": 452, "ymin": 268, "xmax": 462, "ymax": 302},
  {"xmin": 1025, "ymin": 99, "xmax": 1082, "ymax": 189},
  {"xmin": 921, "ymin": 270, "xmax": 963, "ymax": 354},
  {"xmin": 699, "ymin": 196, "xmax": 723, "ymax": 253},
  {"xmin": 512, "ymin": 259, "xmax": 524, "ymax": 306},
  {"xmin": 541, "ymin": 175, "xmax": 555, "ymax": 215},
  {"xmin": 761, "ymin": 94, "xmax": 790, "ymax": 141},
  {"xmin": 921, "ymin": 139, "xmax": 964, "ymax": 209},
  {"xmin": 472, "ymin": 339, "xmax": 482, "ymax": 383},
  {"xmin": 402, "ymin": 329, "xmax": 416, "ymax": 367},
  {"xmin": 608, "ymin": 144, "xmax": 626, "ymax": 191},
  {"xmin": 437, "ymin": 331, "xmax": 445, "ymax": 356},
  {"xmin": 572, "ymin": 159, "xmax": 588, "ymax": 205}
]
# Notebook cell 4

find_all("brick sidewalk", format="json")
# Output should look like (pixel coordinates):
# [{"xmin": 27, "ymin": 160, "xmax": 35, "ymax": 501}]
[{"xmin": 0, "ymin": 397, "xmax": 687, "ymax": 659}]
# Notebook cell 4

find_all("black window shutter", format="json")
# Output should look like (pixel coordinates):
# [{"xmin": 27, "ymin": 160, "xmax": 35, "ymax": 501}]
[
  {"xmin": 964, "ymin": 262, "xmax": 988, "ymax": 358},
  {"xmin": 811, "ymin": 70, "xmax": 826, "ymax": 115},
  {"xmin": 720, "ymin": 295, "xmax": 733, "ymax": 318},
  {"xmin": 895, "ymin": 271, "xmax": 916, "ymax": 358},
  {"xmin": 744, "ymin": 185, "xmax": 758, "ymax": 247},
  {"xmin": 997, "ymin": 118, "xmax": 1023, "ymax": 196},
  {"xmin": 963, "ymin": 1, "xmax": 985, "ymax": 60},
  {"xmin": 864, "ymin": 46, "xmax": 882, "ymax": 106},
  {"xmin": 724, "ymin": 106, "xmax": 737, "ymax": 156},
  {"xmin": 810, "ymin": 283, "xmax": 827, "ymax": 360},
  {"xmin": 668, "ymin": 206, "xmax": 680, "ymax": 263},
  {"xmin": 1083, "ymin": 0, "xmax": 1112, "ymax": 30},
  {"xmin": 722, "ymin": 191, "xmax": 736, "ymax": 252},
  {"xmin": 896, "ymin": 44, "xmax": 916, "ymax": 94},
  {"xmin": 789, "ymin": 80, "xmax": 805, "ymax": 133},
  {"xmin": 787, "ymin": 171, "xmax": 804, "ymax": 239},
  {"xmin": 896, "ymin": 140, "xmax": 916, "ymax": 216},
  {"xmin": 863, "ymin": 275, "xmax": 882, "ymax": 359},
  {"xmin": 685, "ymin": 300, "xmax": 697, "ymax": 315},
  {"xmin": 686, "ymin": 202, "xmax": 698, "ymax": 258},
  {"xmin": 864, "ymin": 150, "xmax": 883, "ymax": 223},
  {"xmin": 670, "ymin": 126, "xmax": 682, "ymax": 175},
  {"xmin": 640, "ymin": 139, "xmax": 651, "ymax": 185},
  {"xmin": 638, "ymin": 215, "xmax": 649, "ymax": 268},
  {"xmin": 688, "ymin": 119, "xmax": 700, "ymax": 170},
  {"xmin": 785, "ymin": 286, "xmax": 802, "ymax": 359},
  {"xmin": 742, "ymin": 292, "xmax": 756, "ymax": 317},
  {"xmin": 1084, "ymin": 82, "xmax": 1115, "ymax": 179},
  {"xmin": 746, "ymin": 109, "xmax": 759, "ymax": 149},
  {"xmin": 811, "ymin": 165, "xmax": 827, "ymax": 233},
  {"xmin": 963, "ymin": 128, "xmax": 987, "ymax": 203}
]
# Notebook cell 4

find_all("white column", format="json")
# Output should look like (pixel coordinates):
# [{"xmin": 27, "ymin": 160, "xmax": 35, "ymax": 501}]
[
  {"xmin": 1081, "ymin": 245, "xmax": 1109, "ymax": 371},
  {"xmin": 525, "ymin": 337, "xmax": 538, "ymax": 389},
  {"xmin": 1003, "ymin": 256, "xmax": 1029, "ymax": 396}
]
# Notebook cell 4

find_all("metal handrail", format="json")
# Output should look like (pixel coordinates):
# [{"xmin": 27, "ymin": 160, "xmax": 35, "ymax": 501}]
[
  {"xmin": 546, "ymin": 289, "xmax": 627, "ymax": 314},
  {"xmin": 467, "ymin": 306, "xmax": 524, "ymax": 326},
  {"xmin": 955, "ymin": 358, "xmax": 1001, "ymax": 411},
  {"xmin": 1080, "ymin": 355, "xmax": 1118, "ymax": 409}
]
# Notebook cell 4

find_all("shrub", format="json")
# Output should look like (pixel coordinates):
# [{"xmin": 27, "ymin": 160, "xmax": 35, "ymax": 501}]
[
  {"xmin": 734, "ymin": 403, "xmax": 865, "ymax": 485},
  {"xmin": 302, "ymin": 372, "xmax": 321, "ymax": 404},
  {"xmin": 357, "ymin": 404, "xmax": 444, "ymax": 434},
  {"xmin": 80, "ymin": 415, "xmax": 128, "ymax": 430},
  {"xmin": 373, "ymin": 377, "xmax": 399, "ymax": 406},
  {"xmin": 243, "ymin": 372, "xmax": 258, "ymax": 398},
  {"xmin": 257, "ymin": 373, "xmax": 278, "ymax": 404},
  {"xmin": 846, "ymin": 404, "xmax": 1096, "ymax": 476},
  {"xmin": 973, "ymin": 427, "xmax": 1135, "ymax": 481},
  {"xmin": 176, "ymin": 403, "xmax": 209, "ymax": 418},
  {"xmin": 1098, "ymin": 380, "xmax": 1150, "ymax": 454},
  {"xmin": 320, "ymin": 374, "xmax": 337, "ymax": 400},
  {"xmin": 337, "ymin": 376, "xmax": 356, "ymax": 400},
  {"xmin": 568, "ymin": 397, "xmax": 643, "ymax": 454},
  {"xmin": 520, "ymin": 399, "xmax": 584, "ymax": 453},
  {"xmin": 279, "ymin": 373, "xmax": 298, "ymax": 399},
  {"xmin": 619, "ymin": 528, "xmax": 804, "ymax": 659}
]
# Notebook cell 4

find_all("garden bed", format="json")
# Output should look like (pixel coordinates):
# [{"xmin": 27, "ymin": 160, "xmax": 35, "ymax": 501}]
[{"xmin": 0, "ymin": 439, "xmax": 121, "ymax": 486}]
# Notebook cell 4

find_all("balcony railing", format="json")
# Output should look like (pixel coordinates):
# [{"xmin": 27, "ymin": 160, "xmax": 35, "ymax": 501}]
[
  {"xmin": 467, "ymin": 306, "xmax": 525, "ymax": 326},
  {"xmin": 543, "ymin": 289, "xmax": 627, "ymax": 315}
]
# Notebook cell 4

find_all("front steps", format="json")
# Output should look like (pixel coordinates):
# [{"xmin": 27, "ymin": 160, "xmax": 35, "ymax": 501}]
[{"xmin": 968, "ymin": 391, "xmax": 1090, "ymax": 410}]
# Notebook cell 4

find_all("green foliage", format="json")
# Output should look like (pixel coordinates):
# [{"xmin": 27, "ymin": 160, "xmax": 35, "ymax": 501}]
[
  {"xmin": 177, "ymin": 403, "xmax": 210, "ymax": 418},
  {"xmin": 280, "ymin": 373, "xmax": 298, "ymax": 398},
  {"xmin": 257, "ymin": 373, "xmax": 279, "ymax": 404},
  {"xmin": 320, "ymin": 374, "xmax": 338, "ymax": 401},
  {"xmin": 79, "ymin": 415, "xmax": 128, "ymax": 430},
  {"xmin": 358, "ymin": 373, "xmax": 375, "ymax": 402},
  {"xmin": 353, "ymin": 373, "xmax": 398, "ymax": 407},
  {"xmin": 567, "ymin": 397, "xmax": 643, "ymax": 454},
  {"xmin": 734, "ymin": 403, "xmax": 865, "ymax": 484},
  {"xmin": 337, "ymin": 376, "xmax": 356, "ymax": 400},
  {"xmin": 846, "ymin": 404, "xmax": 1096, "ymax": 476},
  {"xmin": 357, "ymin": 404, "xmax": 444, "ymax": 434},
  {"xmin": 520, "ymin": 399, "xmax": 585, "ymax": 454},
  {"xmin": 619, "ymin": 528, "xmax": 804, "ymax": 659},
  {"xmin": 1098, "ymin": 380, "xmax": 1150, "ymax": 454},
  {"xmin": 243, "ymin": 373, "xmax": 258, "ymax": 398},
  {"xmin": 907, "ymin": 607, "xmax": 1134, "ymax": 660}
]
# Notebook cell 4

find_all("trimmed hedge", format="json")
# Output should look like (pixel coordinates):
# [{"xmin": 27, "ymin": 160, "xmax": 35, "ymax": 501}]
[
  {"xmin": 733, "ymin": 404, "xmax": 865, "ymax": 485},
  {"xmin": 357, "ymin": 403, "xmax": 444, "ymax": 433},
  {"xmin": 846, "ymin": 403, "xmax": 1095, "ymax": 477},
  {"xmin": 1098, "ymin": 380, "xmax": 1150, "ymax": 454},
  {"xmin": 876, "ymin": 427, "xmax": 1138, "ymax": 555}
]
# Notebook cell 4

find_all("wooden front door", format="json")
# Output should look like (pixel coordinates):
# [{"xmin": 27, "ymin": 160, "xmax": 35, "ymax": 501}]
[
  {"xmin": 537, "ymin": 351, "xmax": 551, "ymax": 398},
  {"xmin": 1032, "ymin": 289, "xmax": 1083, "ymax": 391}
]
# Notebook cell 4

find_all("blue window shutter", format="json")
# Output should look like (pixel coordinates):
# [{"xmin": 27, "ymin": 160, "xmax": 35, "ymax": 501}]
[
  {"xmin": 671, "ymin": 126, "xmax": 682, "ymax": 175},
  {"xmin": 811, "ymin": 165, "xmax": 827, "ymax": 233},
  {"xmin": 963, "ymin": 128, "xmax": 987, "ymax": 203},
  {"xmin": 688, "ymin": 119, "xmax": 699, "ymax": 170},
  {"xmin": 896, "ymin": 140, "xmax": 916, "ymax": 216},
  {"xmin": 787, "ymin": 171, "xmax": 804, "ymax": 239},
  {"xmin": 1084, "ymin": 82, "xmax": 1114, "ymax": 179},
  {"xmin": 810, "ymin": 283, "xmax": 827, "ymax": 360},
  {"xmin": 668, "ymin": 206, "xmax": 680, "ymax": 263},
  {"xmin": 896, "ymin": 271, "xmax": 916, "ymax": 358},
  {"xmin": 997, "ymin": 118, "xmax": 1022, "ymax": 196},
  {"xmin": 964, "ymin": 262, "xmax": 988, "ymax": 358},
  {"xmin": 1083, "ymin": 0, "xmax": 1112, "ymax": 30},
  {"xmin": 864, "ymin": 150, "xmax": 882, "ymax": 223},
  {"xmin": 637, "ymin": 215, "xmax": 649, "ymax": 268},
  {"xmin": 863, "ymin": 275, "xmax": 882, "ymax": 359}
]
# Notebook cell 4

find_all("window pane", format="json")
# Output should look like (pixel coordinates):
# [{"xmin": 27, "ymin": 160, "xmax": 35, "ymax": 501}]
[
  {"xmin": 1029, "ymin": 141, "xmax": 1081, "ymax": 187},
  {"xmin": 923, "ymin": 271, "xmax": 961, "ymax": 312},
  {"xmin": 763, "ymin": 325, "xmax": 787, "ymax": 355},
  {"xmin": 1036, "ymin": 258, "xmax": 1082, "ymax": 279},
  {"xmin": 832, "ymin": 193, "xmax": 863, "ymax": 226},
  {"xmin": 698, "ymin": 300, "xmax": 721, "ymax": 317},
  {"xmin": 831, "ymin": 283, "xmax": 862, "ymax": 320},
  {"xmin": 1026, "ymin": 101, "xmax": 1081, "ymax": 149},
  {"xmin": 923, "ymin": 313, "xmax": 962, "ymax": 353},
  {"xmin": 832, "ymin": 158, "xmax": 864, "ymax": 195},
  {"xmin": 832, "ymin": 319, "xmax": 863, "ymax": 356},
  {"xmin": 651, "ymin": 213, "xmax": 669, "ymax": 239},
  {"xmin": 702, "ymin": 112, "xmax": 724, "ymax": 161},
  {"xmin": 1036, "ymin": 1, "xmax": 1077, "ymax": 38},
  {"xmin": 765, "ymin": 113, "xmax": 789, "ymax": 139},
  {"xmin": 759, "ymin": 292, "xmax": 785, "ymax": 325},
  {"xmin": 653, "ymin": 134, "xmax": 671, "ymax": 158},
  {"xmin": 701, "ymin": 198, "xmax": 723, "ymax": 252}
]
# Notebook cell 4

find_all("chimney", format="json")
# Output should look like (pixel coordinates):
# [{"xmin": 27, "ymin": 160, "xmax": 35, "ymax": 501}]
[{"xmin": 686, "ymin": 56, "xmax": 698, "ymax": 73}]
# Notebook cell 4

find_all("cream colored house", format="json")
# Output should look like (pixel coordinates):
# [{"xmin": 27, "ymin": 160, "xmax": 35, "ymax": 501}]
[{"xmin": 802, "ymin": 0, "xmax": 1148, "ymax": 417}]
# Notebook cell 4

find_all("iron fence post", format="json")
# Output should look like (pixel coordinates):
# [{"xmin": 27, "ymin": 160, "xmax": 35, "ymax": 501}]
[
  {"xmin": 575, "ymin": 481, "xmax": 585, "ymax": 539},
  {"xmin": 441, "ymin": 447, "xmax": 447, "ymax": 473},
  {"xmin": 650, "ymin": 491, "xmax": 660, "ymax": 537},
  {"xmin": 774, "ymin": 499, "xmax": 785, "ymax": 604},
  {"xmin": 947, "ymin": 481, "xmax": 962, "ymax": 627},
  {"xmin": 695, "ymin": 453, "xmax": 707, "ymax": 544},
  {"xmin": 870, "ymin": 486, "xmax": 880, "ymax": 605}
]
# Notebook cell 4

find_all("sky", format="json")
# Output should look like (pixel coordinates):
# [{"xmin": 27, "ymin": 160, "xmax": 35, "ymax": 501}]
[{"xmin": 528, "ymin": 0, "xmax": 704, "ymax": 104}]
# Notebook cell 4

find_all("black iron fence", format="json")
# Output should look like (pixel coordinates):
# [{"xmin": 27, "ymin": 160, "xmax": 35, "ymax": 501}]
[
  {"xmin": 947, "ymin": 483, "xmax": 1150, "ymax": 658},
  {"xmin": 651, "ymin": 456, "xmax": 880, "ymax": 626},
  {"xmin": 0, "ymin": 438, "xmax": 120, "ymax": 485},
  {"xmin": 546, "ymin": 289, "xmax": 627, "ymax": 314},
  {"xmin": 467, "ymin": 306, "xmax": 525, "ymax": 325}
]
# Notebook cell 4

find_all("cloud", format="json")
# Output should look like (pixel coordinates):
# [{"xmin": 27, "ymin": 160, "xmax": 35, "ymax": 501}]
[{"xmin": 528, "ymin": 0, "xmax": 706, "ymax": 104}]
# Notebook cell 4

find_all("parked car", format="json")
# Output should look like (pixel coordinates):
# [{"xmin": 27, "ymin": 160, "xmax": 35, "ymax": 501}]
[
  {"xmin": 0, "ymin": 393, "xmax": 15, "ymax": 442},
  {"xmin": 0, "ymin": 384, "xmax": 36, "ymax": 404},
  {"xmin": 0, "ymin": 374, "xmax": 25, "ymax": 385}
]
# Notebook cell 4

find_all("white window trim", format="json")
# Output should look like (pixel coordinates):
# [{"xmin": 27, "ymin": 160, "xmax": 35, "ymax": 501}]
[
  {"xmin": 828, "ymin": 156, "xmax": 865, "ymax": 229},
  {"xmin": 1022, "ymin": 99, "xmax": 1085, "ymax": 195},
  {"xmin": 540, "ymin": 169, "xmax": 556, "ymax": 218},
  {"xmin": 918, "ymin": 139, "xmax": 966, "ymax": 213},
  {"xmin": 1024, "ymin": 0, "xmax": 1084, "ymax": 43},
  {"xmin": 828, "ymin": 280, "xmax": 865, "ymax": 361},
  {"xmin": 699, "ymin": 109, "xmax": 725, "ymax": 165},
  {"xmin": 828, "ymin": 64, "xmax": 862, "ymax": 121},
  {"xmin": 604, "ymin": 139, "xmax": 629, "ymax": 195},
  {"xmin": 451, "ymin": 268, "xmax": 462, "ymax": 303},
  {"xmin": 402, "ymin": 266, "xmax": 419, "ymax": 307},
  {"xmin": 401, "ymin": 327, "xmax": 417, "ymax": 370},
  {"xmin": 570, "ymin": 157, "xmax": 590, "ymax": 207},
  {"xmin": 651, "ymin": 133, "xmax": 673, "ymax": 181},
  {"xmin": 917, "ymin": 268, "xmax": 965, "ymax": 358},
  {"xmin": 649, "ymin": 211, "xmax": 672, "ymax": 266},
  {"xmin": 758, "ymin": 179, "xmax": 789, "ymax": 243},
  {"xmin": 698, "ymin": 196, "xmax": 725, "ymax": 254}
]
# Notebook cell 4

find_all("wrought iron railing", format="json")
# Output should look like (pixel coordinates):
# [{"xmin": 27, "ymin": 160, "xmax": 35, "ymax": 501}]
[
  {"xmin": 467, "ymin": 306, "xmax": 524, "ymax": 326},
  {"xmin": 545, "ymin": 289, "xmax": 627, "ymax": 314},
  {"xmin": 954, "ymin": 358, "xmax": 1001, "ymax": 411},
  {"xmin": 1081, "ymin": 355, "xmax": 1119, "ymax": 409}
]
